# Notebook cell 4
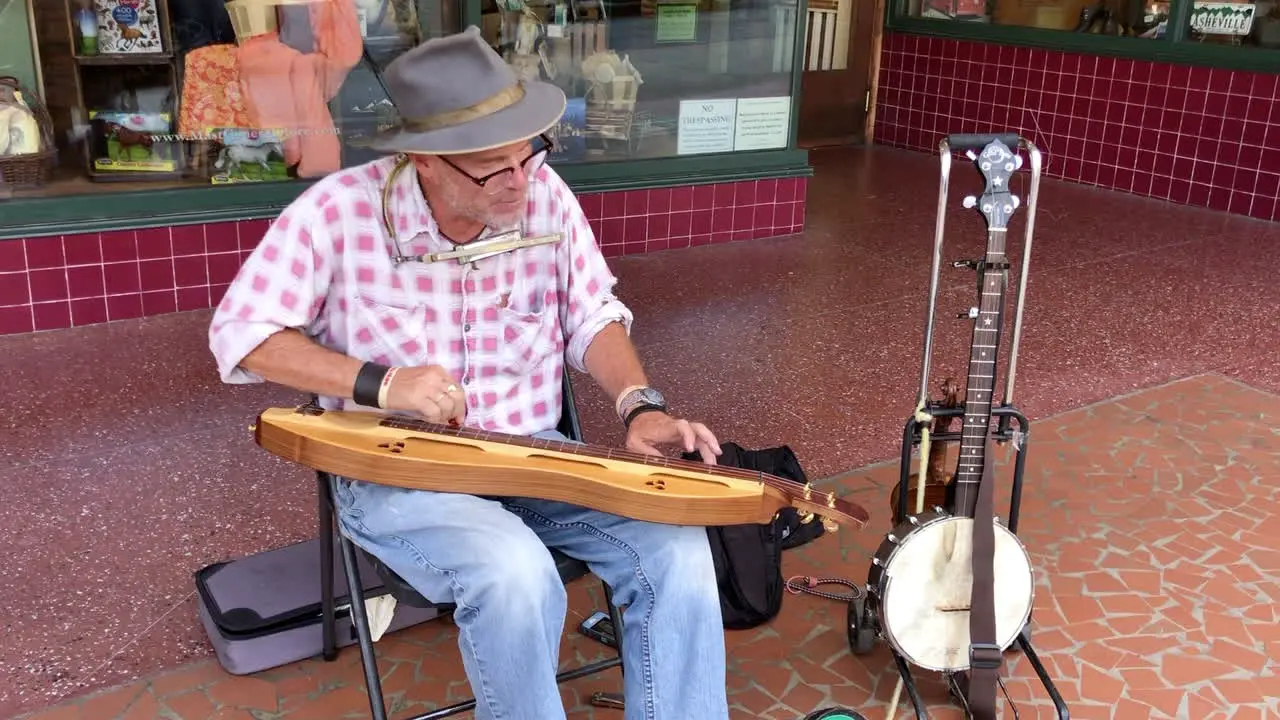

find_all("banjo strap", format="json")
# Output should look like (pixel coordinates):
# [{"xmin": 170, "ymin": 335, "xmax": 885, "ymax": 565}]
[{"xmin": 967, "ymin": 439, "xmax": 1002, "ymax": 719}]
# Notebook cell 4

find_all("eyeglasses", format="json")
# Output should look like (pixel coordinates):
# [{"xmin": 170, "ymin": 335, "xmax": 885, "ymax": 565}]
[{"xmin": 439, "ymin": 133, "xmax": 554, "ymax": 189}]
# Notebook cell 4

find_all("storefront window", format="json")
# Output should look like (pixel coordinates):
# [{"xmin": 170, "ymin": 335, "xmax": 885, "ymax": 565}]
[
  {"xmin": 0, "ymin": 0, "xmax": 799, "ymax": 202},
  {"xmin": 897, "ymin": 0, "xmax": 1280, "ymax": 47},
  {"xmin": 1182, "ymin": 1, "xmax": 1280, "ymax": 47},
  {"xmin": 480, "ymin": 0, "xmax": 797, "ymax": 163},
  {"xmin": 1, "ymin": 0, "xmax": 450, "ymax": 200},
  {"xmin": 901, "ymin": 0, "xmax": 1171, "ymax": 37}
]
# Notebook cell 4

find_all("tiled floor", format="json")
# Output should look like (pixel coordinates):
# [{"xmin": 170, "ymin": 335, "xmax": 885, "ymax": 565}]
[
  {"xmin": 3, "ymin": 144, "xmax": 1279, "ymax": 720},
  {"xmin": 11, "ymin": 373, "xmax": 1280, "ymax": 720}
]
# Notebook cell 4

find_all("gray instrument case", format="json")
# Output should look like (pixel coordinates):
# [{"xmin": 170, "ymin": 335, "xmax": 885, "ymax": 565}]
[{"xmin": 194, "ymin": 536, "xmax": 441, "ymax": 675}]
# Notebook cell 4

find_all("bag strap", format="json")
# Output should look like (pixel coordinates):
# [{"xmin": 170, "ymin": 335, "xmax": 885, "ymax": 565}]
[{"xmin": 967, "ymin": 438, "xmax": 1001, "ymax": 719}]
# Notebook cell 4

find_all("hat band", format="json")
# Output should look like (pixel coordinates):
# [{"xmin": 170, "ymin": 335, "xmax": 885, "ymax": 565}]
[{"xmin": 400, "ymin": 84, "xmax": 526, "ymax": 133}]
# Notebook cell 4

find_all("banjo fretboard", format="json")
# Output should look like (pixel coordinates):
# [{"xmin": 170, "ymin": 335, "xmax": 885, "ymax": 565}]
[{"xmin": 952, "ymin": 145, "xmax": 1019, "ymax": 518}]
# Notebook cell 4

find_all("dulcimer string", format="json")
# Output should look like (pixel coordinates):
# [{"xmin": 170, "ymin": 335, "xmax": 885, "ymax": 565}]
[{"xmin": 375, "ymin": 413, "xmax": 836, "ymax": 504}]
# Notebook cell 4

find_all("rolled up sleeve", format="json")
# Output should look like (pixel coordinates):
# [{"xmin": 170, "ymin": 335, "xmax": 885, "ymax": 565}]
[
  {"xmin": 208, "ymin": 195, "xmax": 335, "ymax": 384},
  {"xmin": 555, "ymin": 194, "xmax": 634, "ymax": 373}
]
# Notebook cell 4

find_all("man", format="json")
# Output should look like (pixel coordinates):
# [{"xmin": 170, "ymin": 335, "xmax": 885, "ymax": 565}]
[{"xmin": 208, "ymin": 26, "xmax": 730, "ymax": 720}]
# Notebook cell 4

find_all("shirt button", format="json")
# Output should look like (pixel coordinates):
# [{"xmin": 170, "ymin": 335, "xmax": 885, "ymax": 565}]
[{"xmin": 463, "ymin": 323, "xmax": 471, "ymax": 331}]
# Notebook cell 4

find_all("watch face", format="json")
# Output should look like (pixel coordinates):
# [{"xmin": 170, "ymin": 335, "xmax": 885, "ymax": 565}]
[{"xmin": 637, "ymin": 388, "xmax": 666, "ymax": 406}]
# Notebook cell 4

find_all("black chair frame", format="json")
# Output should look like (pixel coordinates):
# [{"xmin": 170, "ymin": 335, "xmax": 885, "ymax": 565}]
[{"xmin": 316, "ymin": 370, "xmax": 627, "ymax": 719}]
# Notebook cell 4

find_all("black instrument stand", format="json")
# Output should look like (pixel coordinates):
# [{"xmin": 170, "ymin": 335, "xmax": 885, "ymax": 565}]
[{"xmin": 848, "ymin": 134, "xmax": 1070, "ymax": 720}]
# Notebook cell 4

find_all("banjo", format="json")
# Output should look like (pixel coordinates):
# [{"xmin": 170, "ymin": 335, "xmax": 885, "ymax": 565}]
[{"xmin": 866, "ymin": 140, "xmax": 1036, "ymax": 715}]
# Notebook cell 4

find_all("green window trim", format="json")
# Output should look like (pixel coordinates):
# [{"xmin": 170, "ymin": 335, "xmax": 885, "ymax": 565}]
[
  {"xmin": 0, "ymin": 149, "xmax": 812, "ymax": 240},
  {"xmin": 887, "ymin": 2, "xmax": 1280, "ymax": 73}
]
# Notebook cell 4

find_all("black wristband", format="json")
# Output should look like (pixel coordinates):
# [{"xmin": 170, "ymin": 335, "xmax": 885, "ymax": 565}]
[
  {"xmin": 623, "ymin": 404, "xmax": 665, "ymax": 428},
  {"xmin": 353, "ymin": 361, "xmax": 391, "ymax": 408}
]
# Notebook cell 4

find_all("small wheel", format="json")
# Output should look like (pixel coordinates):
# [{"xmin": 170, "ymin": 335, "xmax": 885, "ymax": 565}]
[
  {"xmin": 845, "ymin": 597, "xmax": 859, "ymax": 648},
  {"xmin": 848, "ymin": 597, "xmax": 878, "ymax": 656}
]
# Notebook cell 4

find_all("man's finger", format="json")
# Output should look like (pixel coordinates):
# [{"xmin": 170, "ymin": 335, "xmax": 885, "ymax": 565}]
[
  {"xmin": 418, "ymin": 402, "xmax": 443, "ymax": 423},
  {"xmin": 676, "ymin": 419, "xmax": 697, "ymax": 453},
  {"xmin": 627, "ymin": 437, "xmax": 663, "ymax": 457},
  {"xmin": 696, "ymin": 441, "xmax": 719, "ymax": 465},
  {"xmin": 690, "ymin": 422, "xmax": 722, "ymax": 455},
  {"xmin": 434, "ymin": 393, "xmax": 457, "ymax": 423},
  {"xmin": 445, "ymin": 386, "xmax": 467, "ymax": 425}
]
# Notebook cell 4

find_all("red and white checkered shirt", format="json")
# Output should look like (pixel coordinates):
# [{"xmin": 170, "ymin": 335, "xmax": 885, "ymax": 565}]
[{"xmin": 209, "ymin": 156, "xmax": 634, "ymax": 435}]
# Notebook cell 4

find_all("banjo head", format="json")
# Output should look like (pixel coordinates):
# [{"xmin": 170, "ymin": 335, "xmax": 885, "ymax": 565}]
[
  {"xmin": 869, "ymin": 513, "xmax": 1035, "ymax": 672},
  {"xmin": 865, "ymin": 509, "xmax": 950, "ymax": 592}
]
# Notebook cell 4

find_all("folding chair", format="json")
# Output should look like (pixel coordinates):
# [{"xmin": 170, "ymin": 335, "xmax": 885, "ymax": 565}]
[{"xmin": 315, "ymin": 368, "xmax": 627, "ymax": 720}]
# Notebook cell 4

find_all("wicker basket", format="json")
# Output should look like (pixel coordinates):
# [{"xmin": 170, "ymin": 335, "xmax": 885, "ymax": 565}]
[{"xmin": 0, "ymin": 76, "xmax": 56, "ymax": 188}]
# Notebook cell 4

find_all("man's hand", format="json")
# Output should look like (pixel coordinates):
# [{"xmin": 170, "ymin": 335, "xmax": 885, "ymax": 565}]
[
  {"xmin": 383, "ymin": 365, "xmax": 467, "ymax": 425},
  {"xmin": 626, "ymin": 411, "xmax": 723, "ymax": 465}
]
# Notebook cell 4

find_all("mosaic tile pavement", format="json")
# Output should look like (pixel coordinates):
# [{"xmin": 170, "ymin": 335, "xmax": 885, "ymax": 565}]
[{"xmin": 15, "ymin": 371, "xmax": 1278, "ymax": 720}]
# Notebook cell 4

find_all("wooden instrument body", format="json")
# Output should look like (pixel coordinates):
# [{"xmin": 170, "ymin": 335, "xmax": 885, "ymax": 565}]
[
  {"xmin": 254, "ymin": 405, "xmax": 870, "ymax": 530},
  {"xmin": 889, "ymin": 377, "xmax": 961, "ymax": 520},
  {"xmin": 867, "ymin": 510, "xmax": 1034, "ymax": 671}
]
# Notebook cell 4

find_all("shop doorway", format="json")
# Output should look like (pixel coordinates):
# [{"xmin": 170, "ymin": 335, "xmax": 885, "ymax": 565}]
[{"xmin": 788, "ymin": 0, "xmax": 879, "ymax": 146}]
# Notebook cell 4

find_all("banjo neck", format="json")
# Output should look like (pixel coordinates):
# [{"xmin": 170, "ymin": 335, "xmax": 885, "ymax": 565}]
[{"xmin": 952, "ymin": 171, "xmax": 1017, "ymax": 518}]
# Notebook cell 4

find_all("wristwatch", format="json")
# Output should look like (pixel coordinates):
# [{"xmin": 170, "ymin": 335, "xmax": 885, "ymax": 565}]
[{"xmin": 617, "ymin": 386, "xmax": 667, "ymax": 427}]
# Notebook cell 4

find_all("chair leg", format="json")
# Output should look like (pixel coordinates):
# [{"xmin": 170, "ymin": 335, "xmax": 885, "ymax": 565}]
[
  {"xmin": 603, "ymin": 582, "xmax": 624, "ymax": 661},
  {"xmin": 589, "ymin": 579, "xmax": 627, "ymax": 710},
  {"xmin": 323, "ymin": 473, "xmax": 625, "ymax": 717},
  {"xmin": 319, "ymin": 473, "xmax": 338, "ymax": 662},
  {"xmin": 339, "ymin": 530, "xmax": 390, "ymax": 720}
]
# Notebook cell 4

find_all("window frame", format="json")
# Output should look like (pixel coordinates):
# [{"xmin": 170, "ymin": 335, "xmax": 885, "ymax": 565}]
[{"xmin": 885, "ymin": 0, "xmax": 1280, "ymax": 72}]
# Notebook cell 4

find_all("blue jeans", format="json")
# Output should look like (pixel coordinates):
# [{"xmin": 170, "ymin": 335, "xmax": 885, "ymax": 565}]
[{"xmin": 332, "ymin": 429, "xmax": 730, "ymax": 720}]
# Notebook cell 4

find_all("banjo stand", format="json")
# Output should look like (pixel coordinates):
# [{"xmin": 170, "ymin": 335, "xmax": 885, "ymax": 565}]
[{"xmin": 850, "ymin": 134, "xmax": 1068, "ymax": 720}]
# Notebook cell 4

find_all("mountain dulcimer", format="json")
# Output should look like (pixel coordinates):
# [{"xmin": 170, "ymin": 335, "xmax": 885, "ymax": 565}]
[{"xmin": 253, "ymin": 403, "xmax": 871, "ymax": 532}]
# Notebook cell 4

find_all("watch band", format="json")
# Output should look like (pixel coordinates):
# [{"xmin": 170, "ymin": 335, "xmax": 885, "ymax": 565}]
[
  {"xmin": 617, "ymin": 387, "xmax": 665, "ymax": 424},
  {"xmin": 614, "ymin": 384, "xmax": 649, "ymax": 418},
  {"xmin": 623, "ymin": 404, "xmax": 664, "ymax": 428}
]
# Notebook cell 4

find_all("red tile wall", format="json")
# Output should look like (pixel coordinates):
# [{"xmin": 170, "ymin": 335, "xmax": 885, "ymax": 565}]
[
  {"xmin": 0, "ymin": 177, "xmax": 807, "ymax": 336},
  {"xmin": 874, "ymin": 33, "xmax": 1280, "ymax": 223}
]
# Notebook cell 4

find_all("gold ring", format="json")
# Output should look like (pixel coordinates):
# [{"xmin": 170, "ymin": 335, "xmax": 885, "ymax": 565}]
[{"xmin": 446, "ymin": 384, "xmax": 459, "ymax": 393}]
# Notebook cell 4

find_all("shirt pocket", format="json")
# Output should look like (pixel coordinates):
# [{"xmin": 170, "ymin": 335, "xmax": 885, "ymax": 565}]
[
  {"xmin": 350, "ymin": 289, "xmax": 437, "ymax": 367},
  {"xmin": 495, "ymin": 304, "xmax": 561, "ymax": 377},
  {"xmin": 491, "ymin": 265, "xmax": 562, "ymax": 377}
]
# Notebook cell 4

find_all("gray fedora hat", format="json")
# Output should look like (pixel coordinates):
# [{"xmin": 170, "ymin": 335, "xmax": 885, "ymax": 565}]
[{"xmin": 361, "ymin": 26, "xmax": 566, "ymax": 155}]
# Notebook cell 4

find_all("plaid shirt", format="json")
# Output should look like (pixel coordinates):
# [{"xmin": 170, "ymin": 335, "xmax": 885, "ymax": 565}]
[{"xmin": 209, "ymin": 156, "xmax": 633, "ymax": 435}]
